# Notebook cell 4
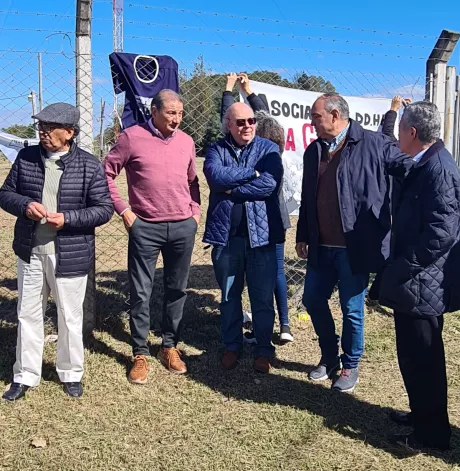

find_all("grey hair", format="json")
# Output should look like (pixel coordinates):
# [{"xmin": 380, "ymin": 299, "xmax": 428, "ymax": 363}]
[
  {"xmin": 254, "ymin": 110, "xmax": 285, "ymax": 153},
  {"xmin": 151, "ymin": 89, "xmax": 183, "ymax": 111},
  {"xmin": 400, "ymin": 101, "xmax": 441, "ymax": 144},
  {"xmin": 221, "ymin": 107, "xmax": 232, "ymax": 134},
  {"xmin": 319, "ymin": 93, "xmax": 350, "ymax": 120}
]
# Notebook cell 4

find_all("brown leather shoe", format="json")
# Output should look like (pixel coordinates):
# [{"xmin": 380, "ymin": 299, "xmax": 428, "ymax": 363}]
[
  {"xmin": 128, "ymin": 355, "xmax": 149, "ymax": 384},
  {"xmin": 157, "ymin": 347, "xmax": 187, "ymax": 375},
  {"xmin": 221, "ymin": 351, "xmax": 239, "ymax": 370},
  {"xmin": 254, "ymin": 356, "xmax": 271, "ymax": 374}
]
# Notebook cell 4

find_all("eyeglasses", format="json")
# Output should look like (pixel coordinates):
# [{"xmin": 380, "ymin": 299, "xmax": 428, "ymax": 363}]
[
  {"xmin": 235, "ymin": 117, "xmax": 257, "ymax": 127},
  {"xmin": 33, "ymin": 122, "xmax": 64, "ymax": 133}
]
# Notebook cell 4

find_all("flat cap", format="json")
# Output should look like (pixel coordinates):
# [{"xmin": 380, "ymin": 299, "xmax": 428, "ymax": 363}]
[{"xmin": 32, "ymin": 102, "xmax": 80, "ymax": 127}]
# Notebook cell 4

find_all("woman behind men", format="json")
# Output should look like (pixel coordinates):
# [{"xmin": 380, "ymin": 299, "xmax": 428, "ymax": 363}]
[{"xmin": 255, "ymin": 110, "xmax": 293, "ymax": 343}]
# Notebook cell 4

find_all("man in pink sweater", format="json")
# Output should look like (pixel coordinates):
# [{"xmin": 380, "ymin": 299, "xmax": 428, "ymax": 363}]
[{"xmin": 104, "ymin": 89, "xmax": 200, "ymax": 382}]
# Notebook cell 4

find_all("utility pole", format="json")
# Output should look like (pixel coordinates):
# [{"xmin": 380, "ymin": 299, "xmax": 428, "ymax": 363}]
[
  {"xmin": 38, "ymin": 53, "xmax": 43, "ymax": 112},
  {"xmin": 28, "ymin": 90, "xmax": 39, "ymax": 138},
  {"xmin": 76, "ymin": 0, "xmax": 94, "ymax": 153},
  {"xmin": 112, "ymin": 0, "xmax": 124, "ymax": 136},
  {"xmin": 76, "ymin": 0, "xmax": 95, "ymax": 337}
]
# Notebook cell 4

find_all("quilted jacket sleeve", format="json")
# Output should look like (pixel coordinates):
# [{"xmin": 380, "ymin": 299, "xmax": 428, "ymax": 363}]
[
  {"xmin": 63, "ymin": 163, "xmax": 114, "ymax": 229},
  {"xmin": 0, "ymin": 151, "xmax": 34, "ymax": 218},
  {"xmin": 387, "ymin": 167, "xmax": 460, "ymax": 280},
  {"xmin": 204, "ymin": 144, "xmax": 257, "ymax": 192},
  {"xmin": 231, "ymin": 144, "xmax": 283, "ymax": 202}
]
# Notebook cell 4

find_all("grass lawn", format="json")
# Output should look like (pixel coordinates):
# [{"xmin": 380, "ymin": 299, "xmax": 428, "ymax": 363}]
[{"xmin": 1, "ymin": 156, "xmax": 460, "ymax": 470}]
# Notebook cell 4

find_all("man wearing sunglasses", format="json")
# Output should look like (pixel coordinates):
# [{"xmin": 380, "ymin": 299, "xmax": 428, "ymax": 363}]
[
  {"xmin": 203, "ymin": 102, "xmax": 284, "ymax": 374},
  {"xmin": 0, "ymin": 102, "xmax": 113, "ymax": 401}
]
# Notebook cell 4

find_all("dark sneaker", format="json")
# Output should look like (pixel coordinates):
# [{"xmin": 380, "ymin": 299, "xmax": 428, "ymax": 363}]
[
  {"xmin": 389, "ymin": 432, "xmax": 450, "ymax": 452},
  {"xmin": 332, "ymin": 367, "xmax": 359, "ymax": 392},
  {"xmin": 279, "ymin": 325, "xmax": 294, "ymax": 344},
  {"xmin": 308, "ymin": 357, "xmax": 340, "ymax": 381},
  {"xmin": 389, "ymin": 410, "xmax": 413, "ymax": 427},
  {"xmin": 2, "ymin": 383, "xmax": 29, "ymax": 401},
  {"xmin": 243, "ymin": 331, "xmax": 257, "ymax": 344},
  {"xmin": 63, "ymin": 382, "xmax": 83, "ymax": 398}
]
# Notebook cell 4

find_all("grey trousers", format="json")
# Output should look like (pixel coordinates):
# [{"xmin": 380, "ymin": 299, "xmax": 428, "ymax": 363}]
[{"xmin": 128, "ymin": 216, "xmax": 197, "ymax": 355}]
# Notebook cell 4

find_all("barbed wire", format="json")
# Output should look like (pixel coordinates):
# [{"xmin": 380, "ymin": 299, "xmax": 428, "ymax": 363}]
[
  {"xmin": 0, "ymin": 94, "xmax": 27, "ymax": 101},
  {"xmin": 0, "ymin": 48, "xmax": 427, "ymax": 80},
  {"xmin": 126, "ymin": 4, "xmax": 438, "ymax": 39},
  {"xmin": 0, "ymin": 27, "xmax": 73, "ymax": 34},
  {"xmin": 124, "ymin": 21, "xmax": 439, "ymax": 50},
  {"xmin": 0, "ymin": 10, "xmax": 110, "ymax": 21},
  {"xmin": 90, "ymin": 33, "xmax": 426, "ymax": 60},
  {"xmin": 0, "ymin": 11, "xmax": 439, "ymax": 50}
]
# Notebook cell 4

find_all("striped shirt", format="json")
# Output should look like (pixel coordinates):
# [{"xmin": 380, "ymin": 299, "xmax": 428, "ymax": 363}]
[{"xmin": 323, "ymin": 122, "xmax": 350, "ymax": 153}]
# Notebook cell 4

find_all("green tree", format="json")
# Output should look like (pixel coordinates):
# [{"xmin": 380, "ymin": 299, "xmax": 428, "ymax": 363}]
[
  {"xmin": 2, "ymin": 124, "xmax": 35, "ymax": 139},
  {"xmin": 293, "ymin": 72, "xmax": 336, "ymax": 93}
]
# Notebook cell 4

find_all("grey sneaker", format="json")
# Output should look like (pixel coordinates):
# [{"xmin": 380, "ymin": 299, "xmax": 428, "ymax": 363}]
[
  {"xmin": 308, "ymin": 357, "xmax": 340, "ymax": 381},
  {"xmin": 332, "ymin": 367, "xmax": 359, "ymax": 393}
]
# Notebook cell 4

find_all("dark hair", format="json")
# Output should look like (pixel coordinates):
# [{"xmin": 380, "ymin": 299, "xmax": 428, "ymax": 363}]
[{"xmin": 254, "ymin": 110, "xmax": 285, "ymax": 153}]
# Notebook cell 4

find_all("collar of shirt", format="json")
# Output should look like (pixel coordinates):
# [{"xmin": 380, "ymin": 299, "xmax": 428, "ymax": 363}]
[
  {"xmin": 323, "ymin": 122, "xmax": 350, "ymax": 153},
  {"xmin": 413, "ymin": 148, "xmax": 428, "ymax": 163},
  {"xmin": 148, "ymin": 119, "xmax": 177, "ymax": 141},
  {"xmin": 227, "ymin": 133, "xmax": 247, "ymax": 156}
]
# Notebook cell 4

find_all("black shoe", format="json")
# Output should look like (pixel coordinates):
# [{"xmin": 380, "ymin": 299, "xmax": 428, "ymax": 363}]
[
  {"xmin": 2, "ymin": 383, "xmax": 29, "ymax": 401},
  {"xmin": 389, "ymin": 410, "xmax": 413, "ymax": 427},
  {"xmin": 389, "ymin": 432, "xmax": 450, "ymax": 452},
  {"xmin": 63, "ymin": 382, "xmax": 83, "ymax": 398},
  {"xmin": 280, "ymin": 325, "xmax": 294, "ymax": 344}
]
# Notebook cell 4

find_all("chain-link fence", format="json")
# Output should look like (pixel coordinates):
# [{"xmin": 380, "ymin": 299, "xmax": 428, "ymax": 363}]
[{"xmin": 0, "ymin": 16, "xmax": 430, "ymax": 321}]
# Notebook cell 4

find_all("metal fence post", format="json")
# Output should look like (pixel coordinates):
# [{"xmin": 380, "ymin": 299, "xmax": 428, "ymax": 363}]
[{"xmin": 76, "ymin": 0, "xmax": 96, "ymax": 336}]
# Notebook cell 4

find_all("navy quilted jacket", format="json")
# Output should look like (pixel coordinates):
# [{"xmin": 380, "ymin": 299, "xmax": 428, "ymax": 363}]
[
  {"xmin": 0, "ymin": 142, "xmax": 114, "ymax": 277},
  {"xmin": 378, "ymin": 140, "xmax": 460, "ymax": 317},
  {"xmin": 203, "ymin": 135, "xmax": 284, "ymax": 248}
]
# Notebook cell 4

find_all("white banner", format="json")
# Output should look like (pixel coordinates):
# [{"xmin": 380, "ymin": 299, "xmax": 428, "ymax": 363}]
[
  {"xmin": 0, "ymin": 131, "xmax": 39, "ymax": 163},
  {"xmin": 241, "ymin": 81, "xmax": 395, "ymax": 214}
]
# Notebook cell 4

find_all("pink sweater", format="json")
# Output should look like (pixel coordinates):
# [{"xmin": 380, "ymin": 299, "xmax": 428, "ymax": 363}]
[{"xmin": 104, "ymin": 123, "xmax": 200, "ymax": 222}]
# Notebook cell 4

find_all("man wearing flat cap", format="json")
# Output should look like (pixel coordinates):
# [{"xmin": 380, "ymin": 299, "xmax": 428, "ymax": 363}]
[{"xmin": 0, "ymin": 102, "xmax": 113, "ymax": 401}]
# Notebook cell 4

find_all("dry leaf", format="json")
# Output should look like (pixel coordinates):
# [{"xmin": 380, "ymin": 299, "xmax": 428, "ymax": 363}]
[{"xmin": 30, "ymin": 437, "xmax": 47, "ymax": 448}]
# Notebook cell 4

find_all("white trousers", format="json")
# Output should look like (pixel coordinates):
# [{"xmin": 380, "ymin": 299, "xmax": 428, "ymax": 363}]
[{"xmin": 14, "ymin": 254, "xmax": 88, "ymax": 387}]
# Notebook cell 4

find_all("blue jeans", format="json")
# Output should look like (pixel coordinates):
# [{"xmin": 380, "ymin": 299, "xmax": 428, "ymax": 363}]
[
  {"xmin": 212, "ymin": 236, "xmax": 277, "ymax": 357},
  {"xmin": 302, "ymin": 246, "xmax": 369, "ymax": 369},
  {"xmin": 275, "ymin": 243, "xmax": 289, "ymax": 326}
]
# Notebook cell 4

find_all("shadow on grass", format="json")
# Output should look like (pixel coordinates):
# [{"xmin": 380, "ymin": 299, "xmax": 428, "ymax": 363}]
[
  {"xmin": 91, "ymin": 265, "xmax": 220, "ymax": 366},
  {"xmin": 185, "ymin": 345, "xmax": 460, "ymax": 465}
]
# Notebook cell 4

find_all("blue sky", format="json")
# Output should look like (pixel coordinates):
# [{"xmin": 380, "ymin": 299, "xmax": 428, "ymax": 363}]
[{"xmin": 1, "ymin": 0, "xmax": 459, "ymax": 126}]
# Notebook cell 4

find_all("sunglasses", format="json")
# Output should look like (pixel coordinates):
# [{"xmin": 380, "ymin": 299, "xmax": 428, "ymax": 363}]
[{"xmin": 235, "ymin": 117, "xmax": 257, "ymax": 127}]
